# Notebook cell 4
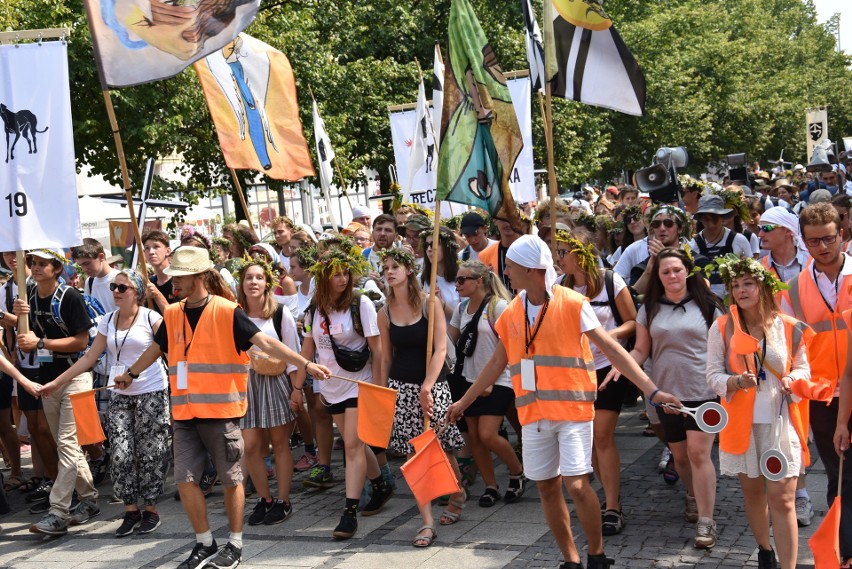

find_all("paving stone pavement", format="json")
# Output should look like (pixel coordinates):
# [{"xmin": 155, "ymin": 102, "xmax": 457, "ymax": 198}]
[{"xmin": 0, "ymin": 406, "xmax": 824, "ymax": 568}]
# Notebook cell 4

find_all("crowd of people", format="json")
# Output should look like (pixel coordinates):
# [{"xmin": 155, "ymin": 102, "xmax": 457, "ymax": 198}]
[{"xmin": 0, "ymin": 155, "xmax": 850, "ymax": 569}]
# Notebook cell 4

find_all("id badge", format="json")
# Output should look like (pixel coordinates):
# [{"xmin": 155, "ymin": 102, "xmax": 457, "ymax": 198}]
[
  {"xmin": 108, "ymin": 365, "xmax": 127, "ymax": 388},
  {"xmin": 36, "ymin": 348, "xmax": 53, "ymax": 364},
  {"xmin": 520, "ymin": 358, "xmax": 536, "ymax": 391},
  {"xmin": 329, "ymin": 323, "xmax": 343, "ymax": 335},
  {"xmin": 176, "ymin": 361, "xmax": 188, "ymax": 390}
]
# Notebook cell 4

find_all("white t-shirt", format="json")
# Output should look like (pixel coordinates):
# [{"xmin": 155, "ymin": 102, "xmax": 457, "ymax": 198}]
[
  {"xmin": 422, "ymin": 275, "xmax": 459, "ymax": 319},
  {"xmin": 450, "ymin": 298, "xmax": 511, "ymax": 388},
  {"xmin": 458, "ymin": 239, "xmax": 497, "ymax": 262},
  {"xmin": 248, "ymin": 307, "xmax": 300, "ymax": 376},
  {"xmin": 98, "ymin": 307, "xmax": 167, "ymax": 395},
  {"xmin": 86, "ymin": 269, "xmax": 120, "ymax": 312},
  {"xmin": 613, "ymin": 238, "xmax": 650, "ymax": 281},
  {"xmin": 520, "ymin": 290, "xmax": 601, "ymax": 332},
  {"xmin": 566, "ymin": 272, "xmax": 628, "ymax": 370},
  {"xmin": 308, "ymin": 295, "xmax": 379, "ymax": 404},
  {"xmin": 294, "ymin": 278, "xmax": 315, "ymax": 322},
  {"xmin": 278, "ymin": 252, "xmax": 292, "ymax": 272}
]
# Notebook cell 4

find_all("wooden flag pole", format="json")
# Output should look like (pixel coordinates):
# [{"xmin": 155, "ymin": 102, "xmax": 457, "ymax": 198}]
[
  {"xmin": 14, "ymin": 252, "xmax": 29, "ymax": 334},
  {"xmin": 229, "ymin": 168, "xmax": 254, "ymax": 229},
  {"xmin": 99, "ymin": 90, "xmax": 150, "ymax": 284},
  {"xmin": 543, "ymin": 82, "xmax": 559, "ymax": 261},
  {"xmin": 537, "ymin": 92, "xmax": 549, "ymax": 202},
  {"xmin": 423, "ymin": 203, "xmax": 443, "ymax": 431}
]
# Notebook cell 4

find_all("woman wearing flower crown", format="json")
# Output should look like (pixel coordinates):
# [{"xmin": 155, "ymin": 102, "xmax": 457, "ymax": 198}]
[
  {"xmin": 706, "ymin": 254, "xmax": 816, "ymax": 569},
  {"xmin": 605, "ymin": 247, "xmax": 725, "ymax": 549},
  {"xmin": 293, "ymin": 245, "xmax": 391, "ymax": 540},
  {"xmin": 235, "ymin": 258, "xmax": 302, "ymax": 527},
  {"xmin": 378, "ymin": 247, "xmax": 465, "ymax": 548},
  {"xmin": 555, "ymin": 229, "xmax": 636, "ymax": 536}
]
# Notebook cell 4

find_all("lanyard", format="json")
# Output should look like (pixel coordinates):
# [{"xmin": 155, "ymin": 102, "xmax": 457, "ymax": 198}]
[
  {"xmin": 180, "ymin": 295, "xmax": 211, "ymax": 358},
  {"xmin": 812, "ymin": 262, "xmax": 841, "ymax": 314},
  {"xmin": 523, "ymin": 295, "xmax": 549, "ymax": 355},
  {"xmin": 113, "ymin": 309, "xmax": 139, "ymax": 363}
]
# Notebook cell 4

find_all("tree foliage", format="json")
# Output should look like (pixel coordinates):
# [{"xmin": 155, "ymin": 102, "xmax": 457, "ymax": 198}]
[{"xmin": 4, "ymin": 0, "xmax": 851, "ymax": 204}]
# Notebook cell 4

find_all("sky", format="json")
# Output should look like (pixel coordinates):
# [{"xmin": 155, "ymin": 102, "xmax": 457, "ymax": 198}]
[{"xmin": 812, "ymin": 0, "xmax": 849, "ymax": 53}]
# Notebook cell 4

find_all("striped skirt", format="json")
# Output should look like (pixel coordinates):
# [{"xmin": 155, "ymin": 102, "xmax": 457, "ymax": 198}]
[{"xmin": 240, "ymin": 370, "xmax": 298, "ymax": 430}]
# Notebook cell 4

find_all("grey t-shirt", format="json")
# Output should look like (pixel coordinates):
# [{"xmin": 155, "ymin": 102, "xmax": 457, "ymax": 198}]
[{"xmin": 637, "ymin": 300, "xmax": 722, "ymax": 401}]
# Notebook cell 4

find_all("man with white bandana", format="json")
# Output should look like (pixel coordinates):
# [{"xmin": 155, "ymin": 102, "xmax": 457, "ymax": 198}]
[
  {"xmin": 447, "ymin": 235, "xmax": 680, "ymax": 569},
  {"xmin": 758, "ymin": 206, "xmax": 810, "ymax": 283}
]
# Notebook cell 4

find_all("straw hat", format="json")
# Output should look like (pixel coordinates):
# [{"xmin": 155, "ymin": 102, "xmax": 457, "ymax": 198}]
[{"xmin": 163, "ymin": 246, "xmax": 213, "ymax": 276}]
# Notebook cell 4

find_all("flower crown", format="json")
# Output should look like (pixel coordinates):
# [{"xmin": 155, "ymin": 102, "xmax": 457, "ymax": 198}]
[
  {"xmin": 295, "ymin": 245, "xmax": 318, "ymax": 268},
  {"xmin": 712, "ymin": 189, "xmax": 751, "ymax": 224},
  {"xmin": 714, "ymin": 253, "xmax": 789, "ymax": 295},
  {"xmin": 678, "ymin": 174, "xmax": 707, "ymax": 192},
  {"xmin": 619, "ymin": 204, "xmax": 643, "ymax": 221},
  {"xmin": 555, "ymin": 229, "xmax": 599, "ymax": 275},
  {"xmin": 308, "ymin": 246, "xmax": 370, "ymax": 279},
  {"xmin": 232, "ymin": 255, "xmax": 278, "ymax": 290},
  {"xmin": 420, "ymin": 226, "xmax": 460, "ymax": 251},
  {"xmin": 379, "ymin": 247, "xmax": 417, "ymax": 268},
  {"xmin": 212, "ymin": 237, "xmax": 231, "ymax": 249},
  {"xmin": 574, "ymin": 213, "xmax": 597, "ymax": 232}
]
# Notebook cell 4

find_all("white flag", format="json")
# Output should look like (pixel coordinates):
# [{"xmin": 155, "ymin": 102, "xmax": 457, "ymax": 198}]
[
  {"xmin": 521, "ymin": 0, "xmax": 546, "ymax": 93},
  {"xmin": 406, "ymin": 80, "xmax": 437, "ymax": 194},
  {"xmin": 0, "ymin": 42, "xmax": 82, "ymax": 250},
  {"xmin": 432, "ymin": 44, "xmax": 445, "ymax": 144},
  {"xmin": 312, "ymin": 100, "xmax": 337, "ymax": 226},
  {"xmin": 805, "ymin": 108, "xmax": 829, "ymax": 160}
]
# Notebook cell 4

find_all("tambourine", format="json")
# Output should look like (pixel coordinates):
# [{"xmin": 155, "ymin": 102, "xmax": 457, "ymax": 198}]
[
  {"xmin": 663, "ymin": 402, "xmax": 728, "ymax": 434},
  {"xmin": 760, "ymin": 416, "xmax": 789, "ymax": 481}
]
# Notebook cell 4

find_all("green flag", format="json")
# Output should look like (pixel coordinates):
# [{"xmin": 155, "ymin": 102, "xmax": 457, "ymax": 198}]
[{"xmin": 437, "ymin": 0, "xmax": 523, "ymax": 227}]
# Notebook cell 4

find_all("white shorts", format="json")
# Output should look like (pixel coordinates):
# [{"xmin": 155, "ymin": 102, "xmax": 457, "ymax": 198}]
[{"xmin": 522, "ymin": 419, "xmax": 593, "ymax": 481}]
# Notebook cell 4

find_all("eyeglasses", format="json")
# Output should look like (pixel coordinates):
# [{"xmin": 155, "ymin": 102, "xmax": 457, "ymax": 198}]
[
  {"xmin": 758, "ymin": 224, "xmax": 780, "ymax": 233},
  {"xmin": 650, "ymin": 219, "xmax": 676, "ymax": 229},
  {"xmin": 556, "ymin": 249, "xmax": 570, "ymax": 259},
  {"xmin": 109, "ymin": 283, "xmax": 132, "ymax": 293},
  {"xmin": 455, "ymin": 276, "xmax": 478, "ymax": 285},
  {"xmin": 804, "ymin": 233, "xmax": 840, "ymax": 248}
]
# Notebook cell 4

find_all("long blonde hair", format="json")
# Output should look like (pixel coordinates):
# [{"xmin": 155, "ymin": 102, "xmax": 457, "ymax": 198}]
[
  {"xmin": 459, "ymin": 261, "xmax": 511, "ymax": 302},
  {"xmin": 236, "ymin": 263, "xmax": 278, "ymax": 319}
]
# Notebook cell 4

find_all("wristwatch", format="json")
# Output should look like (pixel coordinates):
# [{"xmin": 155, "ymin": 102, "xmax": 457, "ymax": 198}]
[
  {"xmin": 127, "ymin": 370, "xmax": 139, "ymax": 380},
  {"xmin": 36, "ymin": 338, "xmax": 44, "ymax": 350}
]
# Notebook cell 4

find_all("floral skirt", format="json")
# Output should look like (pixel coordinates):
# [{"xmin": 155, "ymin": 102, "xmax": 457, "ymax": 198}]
[{"xmin": 388, "ymin": 379, "xmax": 464, "ymax": 455}]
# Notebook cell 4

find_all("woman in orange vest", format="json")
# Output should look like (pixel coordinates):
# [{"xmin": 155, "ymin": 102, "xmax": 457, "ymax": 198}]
[
  {"xmin": 556, "ymin": 229, "xmax": 637, "ymax": 536},
  {"xmin": 605, "ymin": 247, "xmax": 725, "ymax": 549},
  {"xmin": 707, "ymin": 254, "xmax": 814, "ymax": 569}
]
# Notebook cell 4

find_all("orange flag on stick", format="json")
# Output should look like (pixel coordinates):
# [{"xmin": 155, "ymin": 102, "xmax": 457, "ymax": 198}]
[
  {"xmin": 356, "ymin": 382, "xmax": 398, "ymax": 447},
  {"xmin": 810, "ymin": 496, "xmax": 841, "ymax": 568},
  {"xmin": 400, "ymin": 434, "xmax": 461, "ymax": 507},
  {"xmin": 69, "ymin": 390, "xmax": 106, "ymax": 446},
  {"xmin": 409, "ymin": 428, "xmax": 437, "ymax": 454}
]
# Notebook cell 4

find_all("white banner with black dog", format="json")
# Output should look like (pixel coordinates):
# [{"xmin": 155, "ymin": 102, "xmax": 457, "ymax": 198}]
[{"xmin": 0, "ymin": 41, "xmax": 81, "ymax": 250}]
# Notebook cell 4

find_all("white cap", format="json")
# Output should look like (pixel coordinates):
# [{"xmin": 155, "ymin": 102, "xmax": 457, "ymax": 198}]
[
  {"xmin": 793, "ymin": 164, "xmax": 805, "ymax": 172},
  {"xmin": 351, "ymin": 205, "xmax": 371, "ymax": 219}
]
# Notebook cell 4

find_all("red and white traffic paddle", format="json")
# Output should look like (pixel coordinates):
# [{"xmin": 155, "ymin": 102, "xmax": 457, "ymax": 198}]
[
  {"xmin": 662, "ymin": 401, "xmax": 728, "ymax": 434},
  {"xmin": 760, "ymin": 398, "xmax": 791, "ymax": 482}
]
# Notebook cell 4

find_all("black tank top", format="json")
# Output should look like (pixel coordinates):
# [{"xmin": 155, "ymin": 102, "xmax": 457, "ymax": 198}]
[{"xmin": 387, "ymin": 306, "xmax": 447, "ymax": 385}]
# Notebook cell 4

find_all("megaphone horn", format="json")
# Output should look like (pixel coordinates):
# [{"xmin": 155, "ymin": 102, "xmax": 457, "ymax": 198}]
[
  {"xmin": 634, "ymin": 164, "xmax": 671, "ymax": 192},
  {"xmin": 663, "ymin": 402, "xmax": 728, "ymax": 434}
]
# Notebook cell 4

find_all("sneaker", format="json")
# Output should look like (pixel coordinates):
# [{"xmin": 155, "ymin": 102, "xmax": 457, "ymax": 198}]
[
  {"xmin": 199, "ymin": 472, "xmax": 218, "ymax": 497},
  {"xmin": 26, "ymin": 478, "xmax": 53, "ymax": 503},
  {"xmin": 795, "ymin": 495, "xmax": 814, "ymax": 527},
  {"xmin": 88, "ymin": 453, "xmax": 110, "ymax": 486},
  {"xmin": 694, "ymin": 517, "xmax": 717, "ymax": 549},
  {"xmin": 293, "ymin": 452, "xmax": 318, "ymax": 472},
  {"xmin": 138, "ymin": 511, "xmax": 161, "ymax": 534},
  {"xmin": 29, "ymin": 499, "xmax": 50, "ymax": 515},
  {"xmin": 757, "ymin": 546, "xmax": 778, "ymax": 569},
  {"xmin": 178, "ymin": 541, "xmax": 219, "ymax": 569},
  {"xmin": 658, "ymin": 447, "xmax": 672, "ymax": 473},
  {"xmin": 332, "ymin": 512, "xmax": 357, "ymax": 539},
  {"xmin": 263, "ymin": 499, "xmax": 293, "ymax": 525},
  {"xmin": 115, "ymin": 510, "xmax": 142, "ymax": 537},
  {"xmin": 303, "ymin": 465, "xmax": 335, "ymax": 489},
  {"xmin": 30, "ymin": 512, "xmax": 68, "ymax": 536},
  {"xmin": 69, "ymin": 500, "xmax": 100, "ymax": 525},
  {"xmin": 361, "ymin": 484, "xmax": 393, "ymax": 516},
  {"xmin": 587, "ymin": 553, "xmax": 616, "ymax": 569},
  {"xmin": 685, "ymin": 494, "xmax": 699, "ymax": 523},
  {"xmin": 248, "ymin": 498, "xmax": 273, "ymax": 526},
  {"xmin": 209, "ymin": 542, "xmax": 241, "ymax": 569},
  {"xmin": 290, "ymin": 432, "xmax": 304, "ymax": 449}
]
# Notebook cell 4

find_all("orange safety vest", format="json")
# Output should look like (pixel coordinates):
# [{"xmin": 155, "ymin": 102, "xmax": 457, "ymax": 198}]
[
  {"xmin": 782, "ymin": 264, "xmax": 852, "ymax": 395},
  {"xmin": 165, "ymin": 295, "xmax": 250, "ymax": 421},
  {"xmin": 478, "ymin": 242, "xmax": 499, "ymax": 273},
  {"xmin": 716, "ymin": 312, "xmax": 814, "ymax": 464},
  {"xmin": 494, "ymin": 286, "xmax": 596, "ymax": 425}
]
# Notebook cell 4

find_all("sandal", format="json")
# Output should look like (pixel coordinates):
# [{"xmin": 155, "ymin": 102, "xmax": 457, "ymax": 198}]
[
  {"xmin": 439, "ymin": 489, "xmax": 466, "ymax": 525},
  {"xmin": 478, "ymin": 487, "xmax": 500, "ymax": 507},
  {"xmin": 3, "ymin": 474, "xmax": 25, "ymax": 492},
  {"xmin": 504, "ymin": 472, "xmax": 528, "ymax": 503},
  {"xmin": 413, "ymin": 524, "xmax": 436, "ymax": 548},
  {"xmin": 601, "ymin": 509, "xmax": 625, "ymax": 536},
  {"xmin": 17, "ymin": 476, "xmax": 41, "ymax": 493}
]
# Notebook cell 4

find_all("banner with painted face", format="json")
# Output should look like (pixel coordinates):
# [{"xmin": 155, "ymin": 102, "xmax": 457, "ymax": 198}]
[{"xmin": 0, "ymin": 42, "xmax": 82, "ymax": 250}]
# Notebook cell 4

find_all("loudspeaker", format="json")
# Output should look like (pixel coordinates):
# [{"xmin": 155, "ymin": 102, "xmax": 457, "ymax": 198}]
[
  {"xmin": 634, "ymin": 164, "xmax": 680, "ymax": 204},
  {"xmin": 655, "ymin": 146, "xmax": 689, "ymax": 169}
]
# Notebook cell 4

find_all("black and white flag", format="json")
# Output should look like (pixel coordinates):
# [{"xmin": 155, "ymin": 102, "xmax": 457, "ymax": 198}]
[{"xmin": 521, "ymin": 0, "xmax": 546, "ymax": 93}]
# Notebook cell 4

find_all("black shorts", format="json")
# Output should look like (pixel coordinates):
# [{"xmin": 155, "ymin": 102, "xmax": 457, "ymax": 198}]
[
  {"xmin": 325, "ymin": 396, "xmax": 358, "ymax": 416},
  {"xmin": 16, "ymin": 368, "xmax": 42, "ymax": 412},
  {"xmin": 593, "ymin": 365, "xmax": 630, "ymax": 413},
  {"xmin": 0, "ymin": 373, "xmax": 12, "ymax": 410},
  {"xmin": 465, "ymin": 384, "xmax": 515, "ymax": 417},
  {"xmin": 656, "ymin": 398, "xmax": 718, "ymax": 444}
]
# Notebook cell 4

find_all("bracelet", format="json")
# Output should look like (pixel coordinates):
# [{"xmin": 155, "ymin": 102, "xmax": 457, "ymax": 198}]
[
  {"xmin": 735, "ymin": 375, "xmax": 744, "ymax": 389},
  {"xmin": 303, "ymin": 360, "xmax": 311, "ymax": 372},
  {"xmin": 649, "ymin": 388, "xmax": 661, "ymax": 407},
  {"xmin": 293, "ymin": 386, "xmax": 304, "ymax": 391}
]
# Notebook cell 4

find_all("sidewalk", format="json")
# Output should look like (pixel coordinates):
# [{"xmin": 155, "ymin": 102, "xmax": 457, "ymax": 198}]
[{"xmin": 0, "ymin": 406, "xmax": 824, "ymax": 568}]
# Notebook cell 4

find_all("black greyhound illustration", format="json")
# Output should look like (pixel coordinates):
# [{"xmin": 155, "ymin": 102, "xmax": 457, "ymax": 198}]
[{"xmin": 1, "ymin": 103, "xmax": 48, "ymax": 163}]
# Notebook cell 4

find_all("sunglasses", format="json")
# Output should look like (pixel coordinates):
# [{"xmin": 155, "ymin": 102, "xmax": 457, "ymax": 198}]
[
  {"xmin": 804, "ymin": 233, "xmax": 840, "ymax": 248},
  {"xmin": 455, "ymin": 276, "xmax": 478, "ymax": 285},
  {"xmin": 650, "ymin": 219, "xmax": 676, "ymax": 229},
  {"xmin": 109, "ymin": 283, "xmax": 132, "ymax": 293},
  {"xmin": 758, "ymin": 224, "xmax": 780, "ymax": 233}
]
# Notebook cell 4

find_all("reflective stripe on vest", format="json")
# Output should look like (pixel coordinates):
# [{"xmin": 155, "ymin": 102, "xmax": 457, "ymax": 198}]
[
  {"xmin": 168, "ymin": 363, "xmax": 249, "ymax": 375},
  {"xmin": 171, "ymin": 391, "xmax": 247, "ymax": 406},
  {"xmin": 508, "ymin": 355, "xmax": 594, "ymax": 376},
  {"xmin": 515, "ymin": 389, "xmax": 597, "ymax": 407}
]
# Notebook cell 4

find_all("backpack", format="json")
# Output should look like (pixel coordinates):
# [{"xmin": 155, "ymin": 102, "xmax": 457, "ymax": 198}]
[
  {"xmin": 306, "ymin": 290, "xmax": 369, "ymax": 338},
  {"xmin": 47, "ymin": 284, "xmax": 108, "ymax": 372},
  {"xmin": 355, "ymin": 276, "xmax": 385, "ymax": 313},
  {"xmin": 589, "ymin": 270, "xmax": 639, "ymax": 351}
]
